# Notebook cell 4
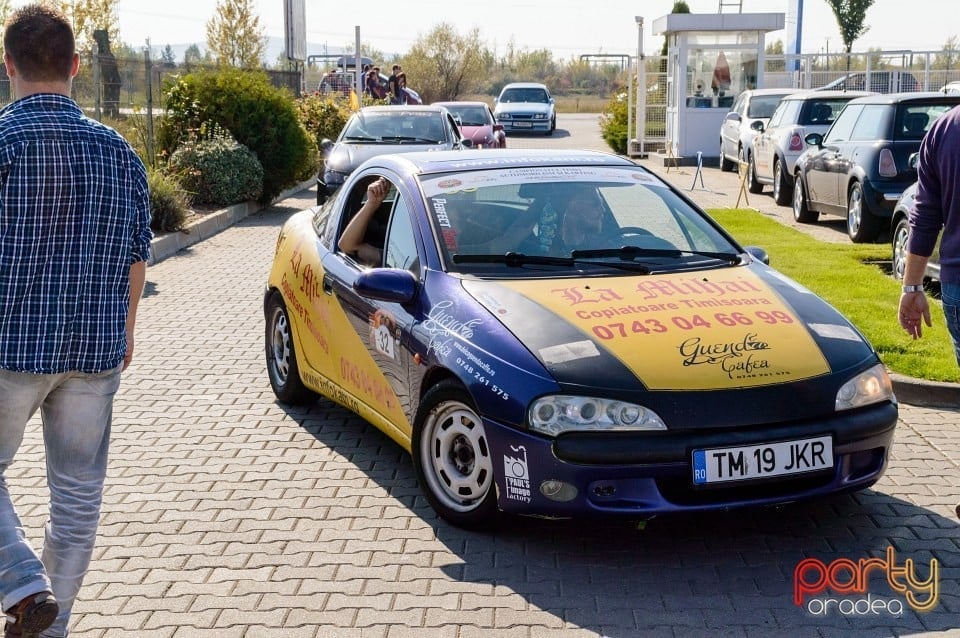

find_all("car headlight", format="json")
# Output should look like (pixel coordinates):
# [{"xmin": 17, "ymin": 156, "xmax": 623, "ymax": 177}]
[
  {"xmin": 835, "ymin": 363, "xmax": 895, "ymax": 411},
  {"xmin": 528, "ymin": 395, "xmax": 667, "ymax": 437},
  {"xmin": 497, "ymin": 113, "xmax": 511, "ymax": 120},
  {"xmin": 533, "ymin": 113, "xmax": 546, "ymax": 120},
  {"xmin": 323, "ymin": 169, "xmax": 347, "ymax": 188}
]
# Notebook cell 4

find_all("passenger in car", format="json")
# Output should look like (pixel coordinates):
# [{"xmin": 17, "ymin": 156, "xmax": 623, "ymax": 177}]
[{"xmin": 338, "ymin": 177, "xmax": 391, "ymax": 266}]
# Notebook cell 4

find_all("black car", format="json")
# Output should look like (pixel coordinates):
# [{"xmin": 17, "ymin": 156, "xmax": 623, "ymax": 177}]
[
  {"xmin": 316, "ymin": 105, "xmax": 471, "ymax": 204},
  {"xmin": 792, "ymin": 92, "xmax": 960, "ymax": 242}
]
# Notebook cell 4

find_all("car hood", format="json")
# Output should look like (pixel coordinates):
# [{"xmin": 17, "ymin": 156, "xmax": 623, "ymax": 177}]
[
  {"xmin": 325, "ymin": 141, "xmax": 447, "ymax": 174},
  {"xmin": 461, "ymin": 265, "xmax": 875, "ymax": 395},
  {"xmin": 459, "ymin": 125, "xmax": 494, "ymax": 142},
  {"xmin": 495, "ymin": 103, "xmax": 553, "ymax": 116}
]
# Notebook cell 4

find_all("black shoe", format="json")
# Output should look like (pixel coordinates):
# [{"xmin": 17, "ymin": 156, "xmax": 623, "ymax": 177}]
[{"xmin": 4, "ymin": 591, "xmax": 58, "ymax": 638}]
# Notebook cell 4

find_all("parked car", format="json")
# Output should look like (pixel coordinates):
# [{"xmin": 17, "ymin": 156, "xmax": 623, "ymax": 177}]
[
  {"xmin": 433, "ymin": 101, "xmax": 506, "ymax": 149},
  {"xmin": 493, "ymin": 82, "xmax": 556, "ymax": 135},
  {"xmin": 940, "ymin": 80, "xmax": 960, "ymax": 95},
  {"xmin": 719, "ymin": 88, "xmax": 795, "ymax": 172},
  {"xmin": 316, "ymin": 105, "xmax": 471, "ymax": 203},
  {"xmin": 793, "ymin": 92, "xmax": 960, "ymax": 242},
  {"xmin": 818, "ymin": 71, "xmax": 920, "ymax": 94},
  {"xmin": 890, "ymin": 177, "xmax": 942, "ymax": 282},
  {"xmin": 749, "ymin": 90, "xmax": 872, "ymax": 205},
  {"xmin": 264, "ymin": 148, "xmax": 897, "ymax": 529}
]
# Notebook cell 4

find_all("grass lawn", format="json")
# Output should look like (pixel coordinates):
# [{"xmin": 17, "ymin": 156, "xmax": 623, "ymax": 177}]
[{"xmin": 709, "ymin": 208, "xmax": 959, "ymax": 384}]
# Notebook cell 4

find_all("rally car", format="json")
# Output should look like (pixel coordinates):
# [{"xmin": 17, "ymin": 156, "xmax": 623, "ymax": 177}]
[{"xmin": 264, "ymin": 149, "xmax": 898, "ymax": 530}]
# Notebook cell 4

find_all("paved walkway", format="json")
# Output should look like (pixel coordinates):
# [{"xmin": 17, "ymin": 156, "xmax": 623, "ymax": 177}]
[{"xmin": 7, "ymin": 115, "xmax": 958, "ymax": 636}]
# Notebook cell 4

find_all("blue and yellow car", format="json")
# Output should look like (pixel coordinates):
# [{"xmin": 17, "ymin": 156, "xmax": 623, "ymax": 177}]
[{"xmin": 264, "ymin": 149, "xmax": 898, "ymax": 529}]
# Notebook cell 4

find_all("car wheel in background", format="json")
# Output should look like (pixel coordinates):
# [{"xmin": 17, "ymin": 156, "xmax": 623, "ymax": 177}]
[
  {"xmin": 792, "ymin": 174, "xmax": 819, "ymax": 223},
  {"xmin": 748, "ymin": 154, "xmax": 763, "ymax": 194},
  {"xmin": 265, "ymin": 293, "xmax": 318, "ymax": 405},
  {"xmin": 719, "ymin": 140, "xmax": 735, "ymax": 172},
  {"xmin": 847, "ymin": 182, "xmax": 881, "ymax": 243},
  {"xmin": 892, "ymin": 217, "xmax": 911, "ymax": 280},
  {"xmin": 546, "ymin": 116, "xmax": 555, "ymax": 136},
  {"xmin": 413, "ymin": 380, "xmax": 498, "ymax": 530},
  {"xmin": 773, "ymin": 158, "xmax": 792, "ymax": 206}
]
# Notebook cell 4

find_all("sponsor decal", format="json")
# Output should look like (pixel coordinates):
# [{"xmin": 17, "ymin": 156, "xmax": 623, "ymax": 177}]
[
  {"xmin": 452, "ymin": 341, "xmax": 509, "ymax": 400},
  {"xmin": 539, "ymin": 340, "xmax": 601, "ymax": 365},
  {"xmin": 370, "ymin": 310, "xmax": 398, "ymax": 359},
  {"xmin": 503, "ymin": 445, "xmax": 531, "ymax": 502},
  {"xmin": 808, "ymin": 323, "xmax": 861, "ymax": 342},
  {"xmin": 794, "ymin": 547, "xmax": 939, "ymax": 617},
  {"xmin": 503, "ymin": 271, "xmax": 831, "ymax": 390}
]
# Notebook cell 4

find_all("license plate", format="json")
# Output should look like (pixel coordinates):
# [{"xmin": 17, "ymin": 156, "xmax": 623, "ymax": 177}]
[
  {"xmin": 515, "ymin": 122, "xmax": 533, "ymax": 128},
  {"xmin": 692, "ymin": 435, "xmax": 833, "ymax": 485}
]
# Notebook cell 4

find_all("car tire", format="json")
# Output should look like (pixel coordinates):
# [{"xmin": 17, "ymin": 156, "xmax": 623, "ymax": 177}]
[
  {"xmin": 773, "ymin": 158, "xmax": 792, "ymax": 206},
  {"xmin": 892, "ymin": 216, "xmax": 911, "ymax": 280},
  {"xmin": 747, "ymin": 154, "xmax": 763, "ymax": 194},
  {"xmin": 265, "ymin": 292, "xmax": 318, "ymax": 405},
  {"xmin": 847, "ymin": 182, "xmax": 882, "ymax": 243},
  {"xmin": 792, "ymin": 174, "xmax": 819, "ymax": 223},
  {"xmin": 546, "ymin": 116, "xmax": 555, "ymax": 136},
  {"xmin": 719, "ymin": 139, "xmax": 735, "ymax": 172},
  {"xmin": 412, "ymin": 379, "xmax": 498, "ymax": 530}
]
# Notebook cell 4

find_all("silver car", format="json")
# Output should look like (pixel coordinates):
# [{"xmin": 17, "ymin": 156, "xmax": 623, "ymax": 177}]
[
  {"xmin": 493, "ymin": 82, "xmax": 557, "ymax": 135},
  {"xmin": 718, "ymin": 88, "xmax": 794, "ymax": 173},
  {"xmin": 748, "ymin": 90, "xmax": 872, "ymax": 205}
]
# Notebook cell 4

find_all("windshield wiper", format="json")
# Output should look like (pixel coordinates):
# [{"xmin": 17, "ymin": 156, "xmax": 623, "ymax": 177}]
[
  {"xmin": 451, "ymin": 252, "xmax": 651, "ymax": 272},
  {"xmin": 343, "ymin": 135, "xmax": 378, "ymax": 142},
  {"xmin": 572, "ymin": 246, "xmax": 742, "ymax": 264},
  {"xmin": 379, "ymin": 136, "xmax": 438, "ymax": 144}
]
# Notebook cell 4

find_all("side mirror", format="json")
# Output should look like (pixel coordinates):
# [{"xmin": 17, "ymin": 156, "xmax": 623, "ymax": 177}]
[
  {"xmin": 725, "ymin": 112, "xmax": 741, "ymax": 121},
  {"xmin": 460, "ymin": 138, "xmax": 473, "ymax": 148},
  {"xmin": 908, "ymin": 151, "xmax": 919, "ymax": 169},
  {"xmin": 750, "ymin": 120, "xmax": 764, "ymax": 132},
  {"xmin": 353, "ymin": 268, "xmax": 418, "ymax": 303},
  {"xmin": 493, "ymin": 123, "xmax": 504, "ymax": 132},
  {"xmin": 744, "ymin": 246, "xmax": 770, "ymax": 265},
  {"xmin": 804, "ymin": 132, "xmax": 824, "ymax": 147},
  {"xmin": 320, "ymin": 139, "xmax": 335, "ymax": 156}
]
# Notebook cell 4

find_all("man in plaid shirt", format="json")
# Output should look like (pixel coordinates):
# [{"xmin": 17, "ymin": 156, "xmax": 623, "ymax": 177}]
[{"xmin": 0, "ymin": 5, "xmax": 152, "ymax": 636}]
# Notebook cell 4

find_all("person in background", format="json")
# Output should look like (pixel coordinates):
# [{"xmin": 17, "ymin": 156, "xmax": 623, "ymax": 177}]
[
  {"xmin": 0, "ymin": 4, "xmax": 151, "ymax": 636},
  {"xmin": 388, "ymin": 64, "xmax": 401, "ymax": 104},
  {"xmin": 894, "ymin": 104, "xmax": 960, "ymax": 521}
]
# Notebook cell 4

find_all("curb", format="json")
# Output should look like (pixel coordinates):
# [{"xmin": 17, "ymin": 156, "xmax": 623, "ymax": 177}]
[
  {"xmin": 890, "ymin": 373, "xmax": 960, "ymax": 409},
  {"xmin": 148, "ymin": 178, "xmax": 316, "ymax": 266}
]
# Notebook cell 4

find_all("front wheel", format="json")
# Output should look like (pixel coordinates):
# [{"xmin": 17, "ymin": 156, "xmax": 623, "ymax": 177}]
[
  {"xmin": 412, "ymin": 380, "xmax": 498, "ymax": 529},
  {"xmin": 891, "ymin": 217, "xmax": 911, "ymax": 280},
  {"xmin": 847, "ymin": 182, "xmax": 882, "ymax": 243},
  {"xmin": 265, "ymin": 292, "xmax": 318, "ymax": 405},
  {"xmin": 747, "ymin": 154, "xmax": 763, "ymax": 194}
]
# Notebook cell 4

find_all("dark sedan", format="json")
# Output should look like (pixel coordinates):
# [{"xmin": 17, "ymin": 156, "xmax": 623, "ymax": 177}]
[
  {"xmin": 792, "ymin": 93, "xmax": 960, "ymax": 242},
  {"xmin": 317, "ymin": 105, "xmax": 471, "ymax": 203}
]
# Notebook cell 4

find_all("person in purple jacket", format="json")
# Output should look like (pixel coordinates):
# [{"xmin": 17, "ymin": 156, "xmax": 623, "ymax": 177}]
[{"xmin": 896, "ymin": 105, "xmax": 960, "ymax": 520}]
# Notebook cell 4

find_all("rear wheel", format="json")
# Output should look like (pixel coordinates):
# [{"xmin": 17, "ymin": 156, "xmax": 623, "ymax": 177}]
[
  {"xmin": 265, "ymin": 292, "xmax": 318, "ymax": 405},
  {"xmin": 792, "ymin": 174, "xmax": 819, "ymax": 223},
  {"xmin": 412, "ymin": 380, "xmax": 498, "ymax": 529},
  {"xmin": 892, "ymin": 217, "xmax": 911, "ymax": 280},
  {"xmin": 847, "ymin": 182, "xmax": 882, "ymax": 243},
  {"xmin": 773, "ymin": 158, "xmax": 792, "ymax": 205}
]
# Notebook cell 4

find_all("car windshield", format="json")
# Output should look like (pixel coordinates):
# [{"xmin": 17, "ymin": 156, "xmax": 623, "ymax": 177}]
[
  {"xmin": 418, "ymin": 166, "xmax": 742, "ymax": 277},
  {"xmin": 342, "ymin": 111, "xmax": 446, "ymax": 143},
  {"xmin": 446, "ymin": 106, "xmax": 489, "ymax": 126},
  {"xmin": 500, "ymin": 88, "xmax": 549, "ymax": 103}
]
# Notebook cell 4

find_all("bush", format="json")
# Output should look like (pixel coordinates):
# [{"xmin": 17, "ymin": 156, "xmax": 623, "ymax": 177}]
[
  {"xmin": 168, "ymin": 134, "xmax": 264, "ymax": 206},
  {"xmin": 159, "ymin": 69, "xmax": 318, "ymax": 203},
  {"xmin": 599, "ymin": 91, "xmax": 629, "ymax": 155},
  {"xmin": 147, "ymin": 168, "xmax": 191, "ymax": 232},
  {"xmin": 296, "ymin": 93, "xmax": 352, "ymax": 145}
]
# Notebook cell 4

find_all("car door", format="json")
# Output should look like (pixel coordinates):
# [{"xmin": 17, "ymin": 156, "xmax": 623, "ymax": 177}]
[
  {"xmin": 319, "ymin": 171, "xmax": 423, "ymax": 440},
  {"xmin": 805, "ymin": 104, "xmax": 862, "ymax": 209},
  {"xmin": 721, "ymin": 93, "xmax": 747, "ymax": 159},
  {"xmin": 754, "ymin": 99, "xmax": 792, "ymax": 178}
]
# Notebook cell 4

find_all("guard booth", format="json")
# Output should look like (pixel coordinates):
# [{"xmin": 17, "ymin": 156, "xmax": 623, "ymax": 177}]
[{"xmin": 653, "ymin": 11, "xmax": 784, "ymax": 165}]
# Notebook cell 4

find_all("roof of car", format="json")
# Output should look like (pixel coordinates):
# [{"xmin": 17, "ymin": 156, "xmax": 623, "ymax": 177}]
[
  {"xmin": 745, "ymin": 88, "xmax": 800, "ymax": 96},
  {"xmin": 432, "ymin": 101, "xmax": 489, "ymax": 108},
  {"xmin": 844, "ymin": 91, "xmax": 960, "ymax": 104},
  {"xmin": 500, "ymin": 82, "xmax": 549, "ymax": 90},
  {"xmin": 366, "ymin": 148, "xmax": 634, "ymax": 176},
  {"xmin": 785, "ymin": 90, "xmax": 874, "ymax": 100},
  {"xmin": 356, "ymin": 105, "xmax": 448, "ymax": 114}
]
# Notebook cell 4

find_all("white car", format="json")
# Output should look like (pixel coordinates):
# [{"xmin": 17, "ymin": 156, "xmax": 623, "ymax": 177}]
[
  {"xmin": 748, "ymin": 90, "xmax": 872, "ymax": 205},
  {"xmin": 493, "ymin": 82, "xmax": 556, "ymax": 135},
  {"xmin": 719, "ymin": 88, "xmax": 795, "ymax": 172}
]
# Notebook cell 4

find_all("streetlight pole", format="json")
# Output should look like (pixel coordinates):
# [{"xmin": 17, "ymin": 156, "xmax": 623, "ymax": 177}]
[{"xmin": 633, "ymin": 16, "xmax": 647, "ymax": 158}]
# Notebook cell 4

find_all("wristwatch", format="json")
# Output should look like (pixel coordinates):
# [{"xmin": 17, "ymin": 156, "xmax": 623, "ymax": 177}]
[{"xmin": 902, "ymin": 284, "xmax": 924, "ymax": 293}]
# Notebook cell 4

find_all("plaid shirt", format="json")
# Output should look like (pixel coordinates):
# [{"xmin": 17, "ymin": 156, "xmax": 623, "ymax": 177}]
[{"xmin": 0, "ymin": 94, "xmax": 152, "ymax": 374}]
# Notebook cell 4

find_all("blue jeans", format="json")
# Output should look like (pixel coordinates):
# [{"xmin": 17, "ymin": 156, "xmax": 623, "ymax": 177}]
[
  {"xmin": 0, "ymin": 366, "xmax": 121, "ymax": 638},
  {"xmin": 941, "ymin": 282, "xmax": 960, "ymax": 367}
]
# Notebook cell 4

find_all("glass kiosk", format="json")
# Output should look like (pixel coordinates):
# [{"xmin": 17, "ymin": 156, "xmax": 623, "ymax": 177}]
[{"xmin": 652, "ymin": 12, "xmax": 784, "ymax": 164}]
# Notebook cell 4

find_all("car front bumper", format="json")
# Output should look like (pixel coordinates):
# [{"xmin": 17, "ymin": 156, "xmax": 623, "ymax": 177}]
[
  {"xmin": 498, "ymin": 118, "xmax": 551, "ymax": 133},
  {"xmin": 483, "ymin": 401, "xmax": 897, "ymax": 519}
]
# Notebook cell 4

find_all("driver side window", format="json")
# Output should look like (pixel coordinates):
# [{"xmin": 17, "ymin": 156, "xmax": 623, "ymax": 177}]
[{"xmin": 384, "ymin": 197, "xmax": 421, "ymax": 275}]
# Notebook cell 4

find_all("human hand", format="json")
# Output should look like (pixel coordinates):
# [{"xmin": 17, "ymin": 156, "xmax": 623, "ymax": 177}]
[
  {"xmin": 898, "ymin": 291, "xmax": 932, "ymax": 339},
  {"xmin": 367, "ymin": 177, "xmax": 390, "ymax": 205}
]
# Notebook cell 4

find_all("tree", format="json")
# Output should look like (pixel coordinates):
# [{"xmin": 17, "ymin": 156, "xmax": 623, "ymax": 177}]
[
  {"xmin": 183, "ymin": 44, "xmax": 208, "ymax": 67},
  {"xmin": 400, "ymin": 23, "xmax": 489, "ymax": 102},
  {"xmin": 40, "ymin": 0, "xmax": 120, "ymax": 54},
  {"xmin": 161, "ymin": 45, "xmax": 176, "ymax": 68},
  {"xmin": 824, "ymin": 0, "xmax": 874, "ymax": 69},
  {"xmin": 205, "ymin": 0, "xmax": 266, "ymax": 69},
  {"xmin": 933, "ymin": 36, "xmax": 960, "ymax": 70}
]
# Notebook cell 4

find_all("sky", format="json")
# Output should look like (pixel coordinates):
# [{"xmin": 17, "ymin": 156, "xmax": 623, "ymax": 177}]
[{"xmin": 94, "ymin": 0, "xmax": 959, "ymax": 59}]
